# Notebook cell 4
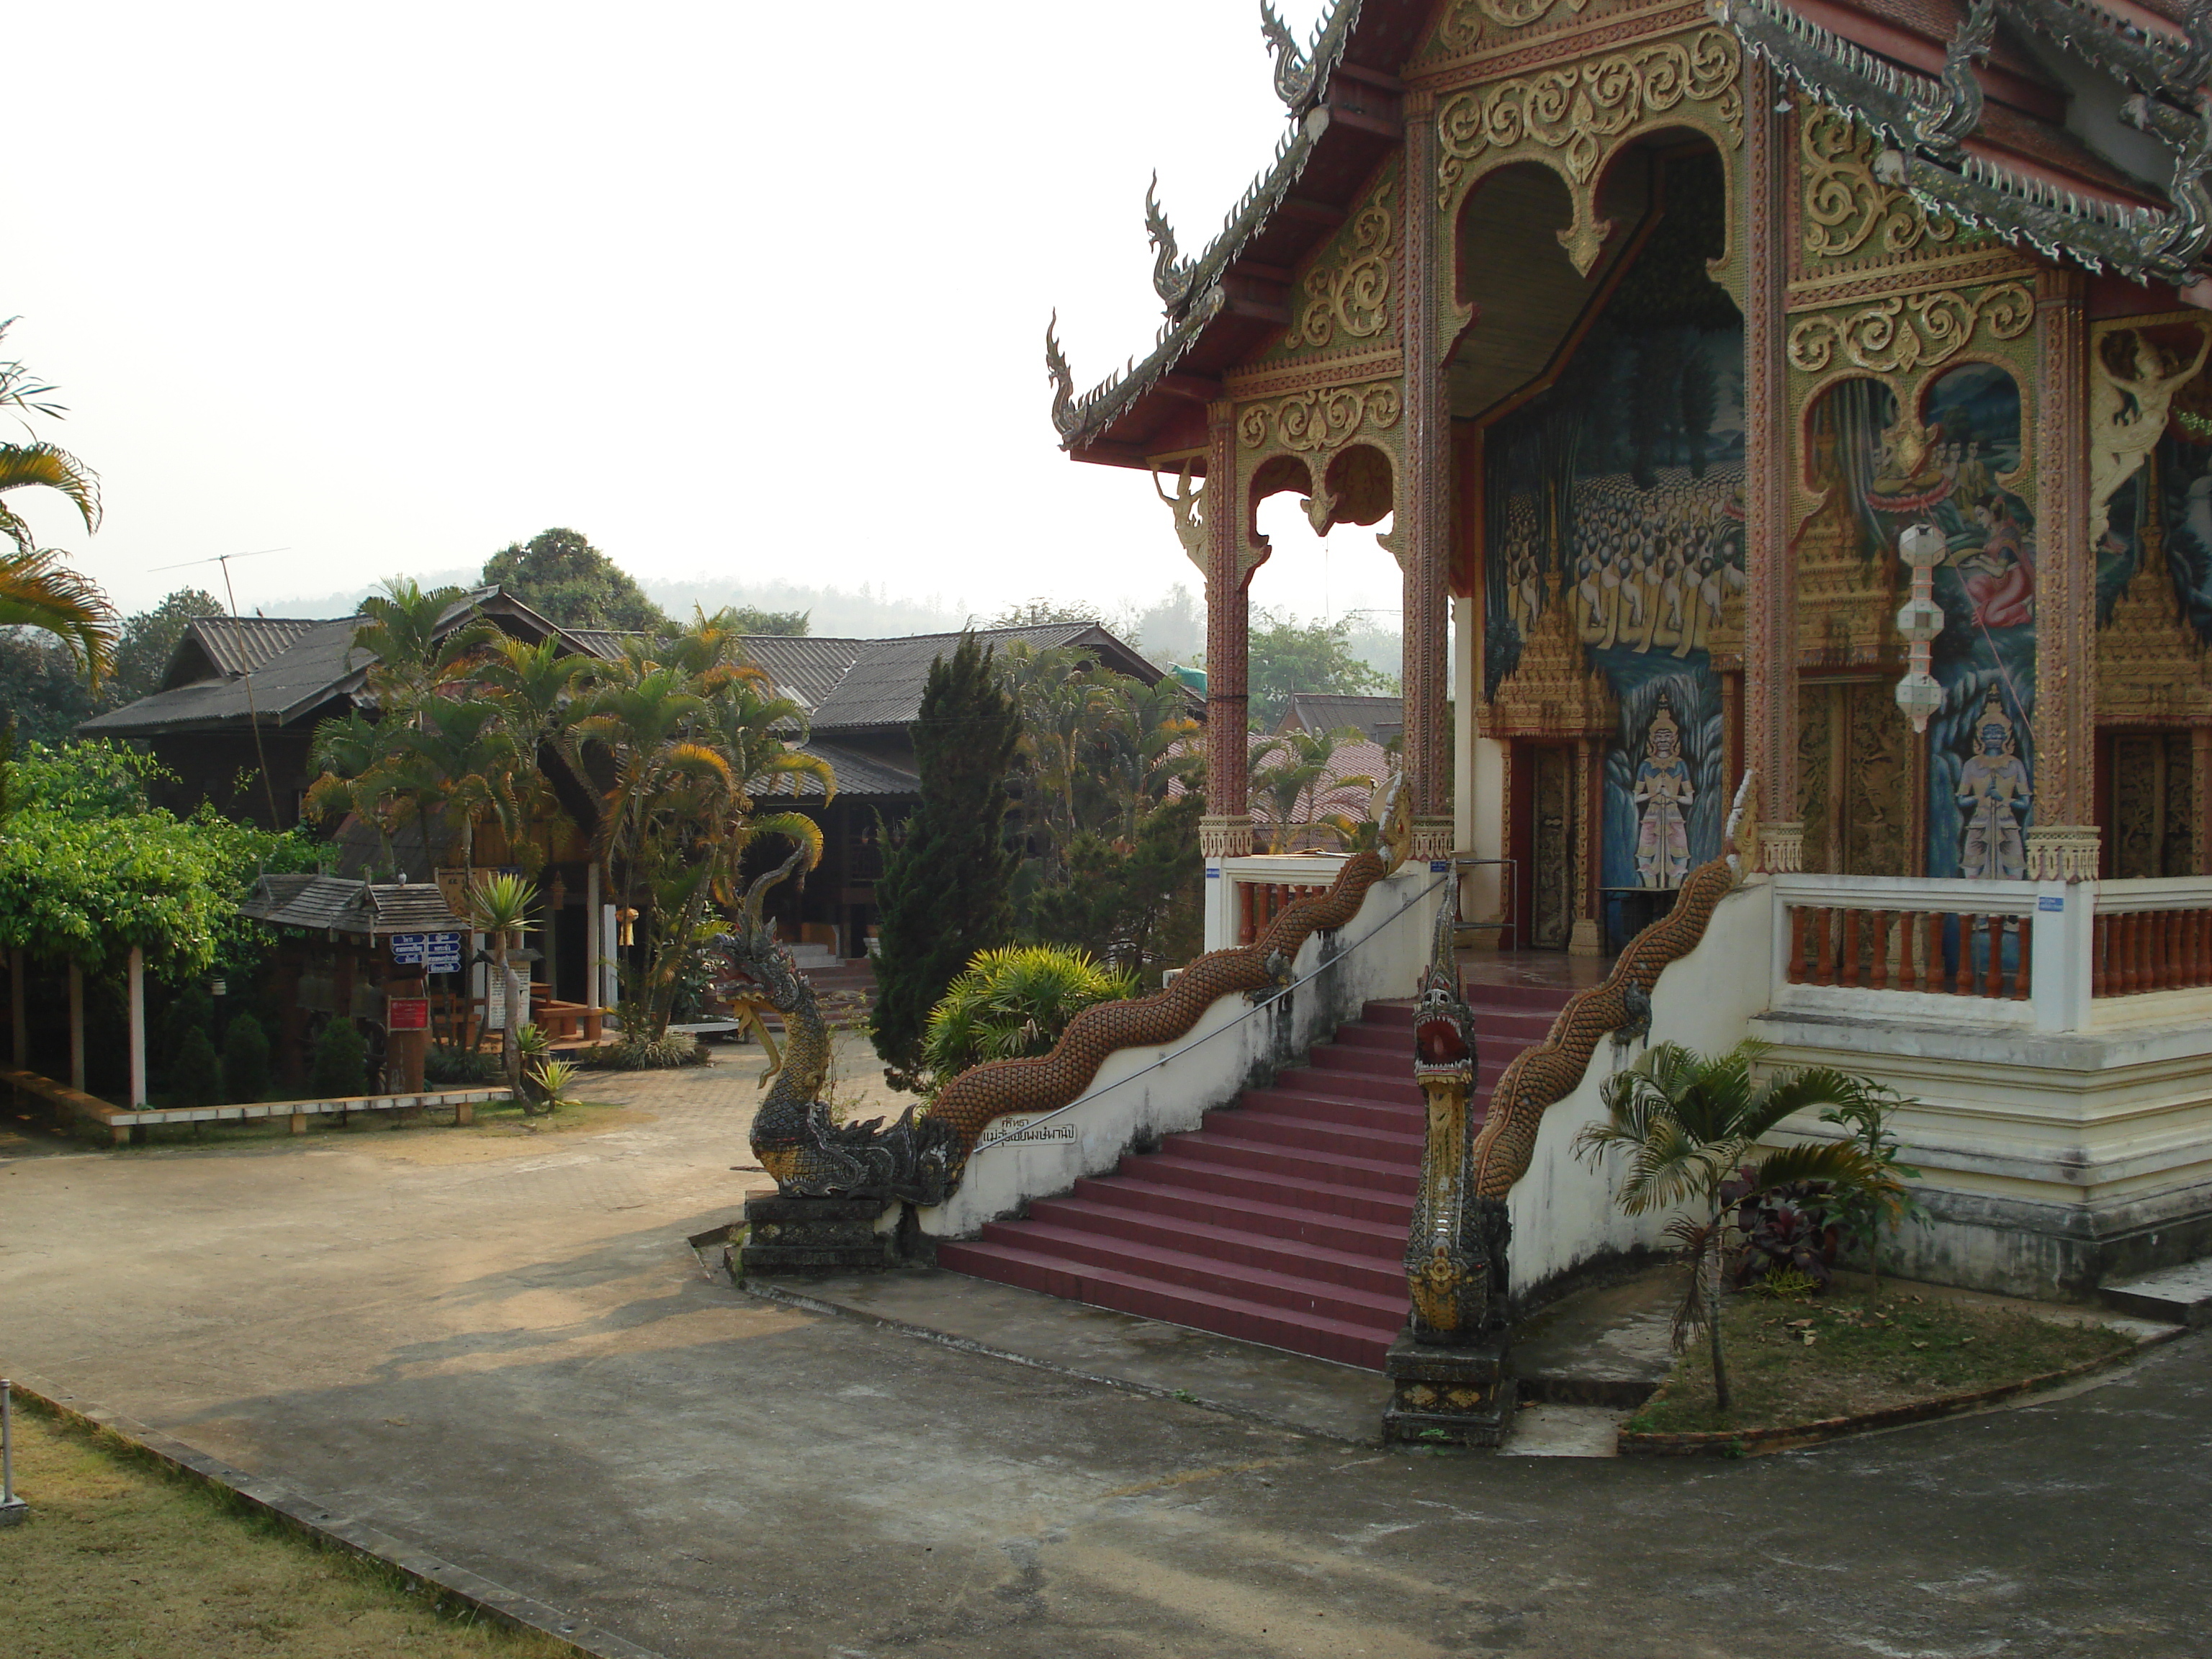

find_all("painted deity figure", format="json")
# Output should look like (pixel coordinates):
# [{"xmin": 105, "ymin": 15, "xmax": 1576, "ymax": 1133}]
[
  {"xmin": 1957, "ymin": 688, "xmax": 2031, "ymax": 881},
  {"xmin": 1632, "ymin": 694, "xmax": 1694, "ymax": 889},
  {"xmin": 1956, "ymin": 494, "xmax": 2036, "ymax": 629}
]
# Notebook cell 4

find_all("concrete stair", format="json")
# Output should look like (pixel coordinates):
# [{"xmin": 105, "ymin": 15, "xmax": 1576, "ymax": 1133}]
[{"xmin": 938, "ymin": 977, "xmax": 1578, "ymax": 1371}]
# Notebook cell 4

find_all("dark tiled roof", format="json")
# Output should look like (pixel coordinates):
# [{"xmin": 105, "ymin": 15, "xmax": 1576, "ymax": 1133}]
[
  {"xmin": 736, "ymin": 637, "xmax": 866, "ymax": 713},
  {"xmin": 180, "ymin": 616, "xmax": 320, "ymax": 680},
  {"xmin": 1278, "ymin": 693, "xmax": 1403, "ymax": 745},
  {"xmin": 559, "ymin": 629, "xmax": 631, "ymax": 661},
  {"xmin": 788, "ymin": 739, "xmax": 919, "ymax": 800},
  {"xmin": 806, "ymin": 623, "xmax": 1163, "ymax": 730},
  {"xmin": 81, "ymin": 616, "xmax": 374, "ymax": 736},
  {"xmin": 84, "ymin": 587, "xmax": 588, "ymax": 739},
  {"xmin": 237, "ymin": 873, "xmax": 467, "ymax": 936}
]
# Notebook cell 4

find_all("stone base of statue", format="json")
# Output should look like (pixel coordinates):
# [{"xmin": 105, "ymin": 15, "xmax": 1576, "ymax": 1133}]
[
  {"xmin": 734, "ymin": 1194, "xmax": 897, "ymax": 1277},
  {"xmin": 1380, "ymin": 1331, "xmax": 1516, "ymax": 1448}
]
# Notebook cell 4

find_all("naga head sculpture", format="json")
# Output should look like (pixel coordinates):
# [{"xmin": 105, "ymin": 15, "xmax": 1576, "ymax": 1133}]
[{"xmin": 1412, "ymin": 871, "xmax": 1475, "ymax": 1091}]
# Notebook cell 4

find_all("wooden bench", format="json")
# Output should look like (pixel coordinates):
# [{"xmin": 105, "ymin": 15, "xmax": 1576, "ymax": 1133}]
[{"xmin": 2, "ymin": 1067, "xmax": 511, "ymax": 1143}]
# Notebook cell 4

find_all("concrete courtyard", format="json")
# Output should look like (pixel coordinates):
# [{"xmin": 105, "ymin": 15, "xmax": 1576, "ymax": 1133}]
[{"xmin": 1, "ymin": 1046, "xmax": 2207, "ymax": 1659}]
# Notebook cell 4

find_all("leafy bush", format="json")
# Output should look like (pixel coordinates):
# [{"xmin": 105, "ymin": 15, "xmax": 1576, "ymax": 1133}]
[
  {"xmin": 1730, "ymin": 1177, "xmax": 1840, "ymax": 1292},
  {"xmin": 922, "ymin": 944, "xmax": 1136, "ymax": 1087},
  {"xmin": 585, "ymin": 1032, "xmax": 709, "ymax": 1071},
  {"xmin": 220, "ymin": 1012, "xmax": 271, "ymax": 1105},
  {"xmin": 170, "ymin": 1025, "xmax": 223, "ymax": 1110},
  {"xmin": 312, "ymin": 1019, "xmax": 369, "ymax": 1100},
  {"xmin": 423, "ymin": 1046, "xmax": 503, "ymax": 1086}
]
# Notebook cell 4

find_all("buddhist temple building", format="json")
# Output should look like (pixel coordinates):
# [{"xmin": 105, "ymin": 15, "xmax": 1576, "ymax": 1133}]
[{"xmin": 1031, "ymin": 0, "xmax": 2212, "ymax": 1300}]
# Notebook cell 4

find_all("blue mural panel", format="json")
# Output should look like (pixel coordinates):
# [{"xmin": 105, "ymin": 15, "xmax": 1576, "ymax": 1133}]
[{"xmin": 1483, "ymin": 153, "xmax": 1742, "ymax": 891}]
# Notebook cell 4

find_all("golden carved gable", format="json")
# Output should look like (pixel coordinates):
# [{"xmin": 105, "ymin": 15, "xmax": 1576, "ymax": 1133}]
[
  {"xmin": 2098, "ymin": 550, "xmax": 2212, "ymax": 724},
  {"xmin": 1262, "ymin": 161, "xmax": 1398, "ymax": 366},
  {"xmin": 1480, "ymin": 587, "xmax": 1619, "ymax": 737}
]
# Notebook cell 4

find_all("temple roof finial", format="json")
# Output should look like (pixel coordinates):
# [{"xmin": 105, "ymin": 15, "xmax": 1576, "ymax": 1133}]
[{"xmin": 1260, "ymin": 0, "xmax": 1318, "ymax": 109}]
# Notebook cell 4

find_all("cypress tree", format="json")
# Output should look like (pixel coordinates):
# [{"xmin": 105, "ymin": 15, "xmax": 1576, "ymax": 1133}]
[
  {"xmin": 171, "ymin": 1026, "xmax": 224, "ymax": 1110},
  {"xmin": 313, "ymin": 1018, "xmax": 370, "ymax": 1100},
  {"xmin": 221, "ymin": 1012, "xmax": 272, "ymax": 1105},
  {"xmin": 870, "ymin": 634, "xmax": 1021, "ymax": 1089}
]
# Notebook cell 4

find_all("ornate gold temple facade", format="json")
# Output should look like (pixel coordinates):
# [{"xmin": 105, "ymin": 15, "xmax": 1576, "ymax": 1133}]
[{"xmin": 1049, "ymin": 0, "xmax": 2212, "ymax": 929}]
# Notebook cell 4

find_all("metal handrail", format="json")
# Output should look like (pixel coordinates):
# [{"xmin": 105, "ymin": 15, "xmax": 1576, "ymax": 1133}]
[{"xmin": 968, "ymin": 871, "xmax": 1447, "ymax": 1157}]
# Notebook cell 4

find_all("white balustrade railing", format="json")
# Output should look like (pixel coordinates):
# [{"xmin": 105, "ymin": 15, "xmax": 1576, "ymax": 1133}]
[
  {"xmin": 1204, "ymin": 853, "xmax": 1351, "ymax": 953},
  {"xmin": 1770, "ymin": 873, "xmax": 2212, "ymax": 1033}
]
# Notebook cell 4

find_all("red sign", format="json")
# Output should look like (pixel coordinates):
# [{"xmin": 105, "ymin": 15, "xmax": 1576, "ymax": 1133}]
[{"xmin": 387, "ymin": 997, "xmax": 429, "ymax": 1032}]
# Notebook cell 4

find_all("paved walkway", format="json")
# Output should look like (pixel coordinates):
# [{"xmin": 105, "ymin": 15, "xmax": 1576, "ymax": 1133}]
[{"xmin": 1, "ymin": 1044, "xmax": 2206, "ymax": 1658}]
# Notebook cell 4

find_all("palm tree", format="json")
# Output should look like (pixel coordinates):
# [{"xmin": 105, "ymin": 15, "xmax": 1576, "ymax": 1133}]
[
  {"xmin": 467, "ymin": 872, "xmax": 538, "ymax": 1098},
  {"xmin": 0, "ymin": 547, "xmax": 117, "ymax": 685},
  {"xmin": 0, "ymin": 324, "xmax": 110, "ymax": 684},
  {"xmin": 353, "ymin": 579, "xmax": 491, "ymax": 709},
  {"xmin": 1574, "ymin": 1040, "xmax": 1899, "ymax": 1414},
  {"xmin": 1250, "ymin": 725, "xmax": 1373, "ymax": 853},
  {"xmin": 303, "ymin": 708, "xmax": 414, "ymax": 874}
]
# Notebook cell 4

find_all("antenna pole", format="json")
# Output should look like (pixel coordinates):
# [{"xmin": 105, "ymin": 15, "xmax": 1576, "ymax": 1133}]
[{"xmin": 217, "ymin": 556, "xmax": 286, "ymax": 829}]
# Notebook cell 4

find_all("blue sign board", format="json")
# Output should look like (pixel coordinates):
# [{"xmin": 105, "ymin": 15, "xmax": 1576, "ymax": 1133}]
[{"xmin": 392, "ymin": 932, "xmax": 464, "ymax": 973}]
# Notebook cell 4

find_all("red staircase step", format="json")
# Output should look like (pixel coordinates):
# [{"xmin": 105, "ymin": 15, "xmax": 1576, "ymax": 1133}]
[
  {"xmin": 932, "ymin": 1239, "xmax": 1401, "ymax": 1369},
  {"xmin": 937, "ymin": 979, "xmax": 1583, "ymax": 1373}
]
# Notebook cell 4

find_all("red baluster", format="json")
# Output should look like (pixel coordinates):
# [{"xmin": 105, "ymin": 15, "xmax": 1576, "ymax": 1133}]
[
  {"xmin": 2120, "ymin": 913, "xmax": 2141, "ymax": 994},
  {"xmin": 1984, "ymin": 914, "xmax": 2005, "ymax": 998},
  {"xmin": 2168, "ymin": 910, "xmax": 2186, "ymax": 990},
  {"xmin": 1869, "ymin": 910, "xmax": 1891, "ymax": 991},
  {"xmin": 1789, "ymin": 907, "xmax": 1811, "ymax": 985},
  {"xmin": 1841, "ymin": 909, "xmax": 1862, "ymax": 988},
  {"xmin": 1812, "ymin": 909, "xmax": 1835, "ymax": 986},
  {"xmin": 1954, "ymin": 916, "xmax": 1977, "ymax": 995},
  {"xmin": 2092, "ymin": 912, "xmax": 2110, "ymax": 997},
  {"xmin": 1920, "ymin": 911, "xmax": 1941, "ymax": 992},
  {"xmin": 2015, "ymin": 916, "xmax": 2032, "ymax": 1000}
]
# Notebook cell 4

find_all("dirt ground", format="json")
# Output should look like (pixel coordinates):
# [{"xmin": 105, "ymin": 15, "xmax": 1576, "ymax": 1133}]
[{"xmin": 2, "ymin": 1037, "xmax": 2208, "ymax": 1659}]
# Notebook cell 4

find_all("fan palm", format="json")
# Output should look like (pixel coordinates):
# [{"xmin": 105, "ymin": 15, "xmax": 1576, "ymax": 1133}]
[{"xmin": 1574, "ymin": 1040, "xmax": 1899, "ymax": 1413}]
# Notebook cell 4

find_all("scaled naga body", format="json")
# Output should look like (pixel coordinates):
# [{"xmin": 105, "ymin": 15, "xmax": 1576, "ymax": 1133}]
[{"xmin": 711, "ymin": 852, "xmax": 959, "ymax": 1206}]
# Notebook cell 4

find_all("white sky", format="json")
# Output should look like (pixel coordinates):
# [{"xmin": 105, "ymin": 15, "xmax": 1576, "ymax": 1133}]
[{"xmin": 7, "ymin": 0, "xmax": 1403, "ymax": 632}]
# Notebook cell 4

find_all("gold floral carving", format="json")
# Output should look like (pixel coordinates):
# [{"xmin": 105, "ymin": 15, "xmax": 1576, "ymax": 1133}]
[
  {"xmin": 1293, "ymin": 181, "xmax": 1395, "ymax": 351},
  {"xmin": 1238, "ymin": 381, "xmax": 1403, "ymax": 452},
  {"xmin": 1477, "ymin": 588, "xmax": 1617, "ymax": 740},
  {"xmin": 1800, "ymin": 109, "xmax": 1962, "ymax": 262},
  {"xmin": 1435, "ymin": 28, "xmax": 1742, "ymax": 274},
  {"xmin": 1786, "ymin": 282, "xmax": 2035, "ymax": 377},
  {"xmin": 1435, "ymin": 0, "xmax": 1593, "ymax": 52},
  {"xmin": 2098, "ymin": 552, "xmax": 2211, "ymax": 726}
]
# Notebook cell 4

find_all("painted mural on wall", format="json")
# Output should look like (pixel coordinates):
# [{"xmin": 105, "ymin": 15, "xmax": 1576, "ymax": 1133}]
[
  {"xmin": 1807, "ymin": 361, "xmax": 2038, "ymax": 877},
  {"xmin": 2097, "ymin": 318, "xmax": 2212, "ymax": 640},
  {"xmin": 1483, "ymin": 153, "xmax": 1741, "ymax": 889}
]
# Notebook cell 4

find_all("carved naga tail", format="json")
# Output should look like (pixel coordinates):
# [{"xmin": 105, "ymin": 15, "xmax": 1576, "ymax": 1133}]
[
  {"xmin": 1467, "ymin": 773, "xmax": 1758, "ymax": 1203},
  {"xmin": 711, "ymin": 849, "xmax": 959, "ymax": 1207},
  {"xmin": 929, "ymin": 778, "xmax": 1419, "ymax": 1184}
]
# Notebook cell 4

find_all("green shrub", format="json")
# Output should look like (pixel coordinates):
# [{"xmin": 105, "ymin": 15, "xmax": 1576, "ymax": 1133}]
[
  {"xmin": 162, "ymin": 986, "xmax": 213, "ymax": 1084},
  {"xmin": 312, "ymin": 1019, "xmax": 369, "ymax": 1100},
  {"xmin": 170, "ymin": 1025, "xmax": 223, "ymax": 1110},
  {"xmin": 423, "ymin": 1045, "xmax": 502, "ymax": 1086},
  {"xmin": 220, "ymin": 1012, "xmax": 271, "ymax": 1104},
  {"xmin": 922, "ymin": 944, "xmax": 1136, "ymax": 1087}
]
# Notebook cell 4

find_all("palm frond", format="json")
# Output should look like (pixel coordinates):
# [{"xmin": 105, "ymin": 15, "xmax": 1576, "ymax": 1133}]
[
  {"xmin": 0, "ymin": 441, "xmax": 102, "ymax": 542},
  {"xmin": 0, "ymin": 547, "xmax": 117, "ymax": 682}
]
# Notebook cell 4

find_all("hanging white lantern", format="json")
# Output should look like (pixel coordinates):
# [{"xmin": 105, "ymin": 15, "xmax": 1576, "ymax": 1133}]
[{"xmin": 1893, "ymin": 523, "xmax": 1946, "ymax": 734}]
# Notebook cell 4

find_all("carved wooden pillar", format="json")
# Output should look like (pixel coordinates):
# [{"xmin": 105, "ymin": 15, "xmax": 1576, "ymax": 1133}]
[
  {"xmin": 1200, "ymin": 397, "xmax": 1254, "ymax": 860},
  {"xmin": 2028, "ymin": 266, "xmax": 2102, "ymax": 880},
  {"xmin": 1740, "ymin": 62, "xmax": 1802, "ymax": 871},
  {"xmin": 2195, "ymin": 725, "xmax": 2212, "ymax": 876},
  {"xmin": 1402, "ymin": 88, "xmax": 1455, "ymax": 859}
]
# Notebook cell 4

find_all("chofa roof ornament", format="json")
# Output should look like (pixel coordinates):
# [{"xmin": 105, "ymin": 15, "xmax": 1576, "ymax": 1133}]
[
  {"xmin": 1714, "ymin": 0, "xmax": 2212, "ymax": 284},
  {"xmin": 1260, "ymin": 0, "xmax": 1319, "ymax": 109},
  {"xmin": 1145, "ymin": 174, "xmax": 1198, "ymax": 312}
]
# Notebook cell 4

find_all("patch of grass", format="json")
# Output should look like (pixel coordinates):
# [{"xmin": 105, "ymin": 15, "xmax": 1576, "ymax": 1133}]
[
  {"xmin": 1627, "ymin": 1285, "xmax": 2136, "ymax": 1434},
  {"xmin": 0, "ymin": 1401, "xmax": 575, "ymax": 1656}
]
